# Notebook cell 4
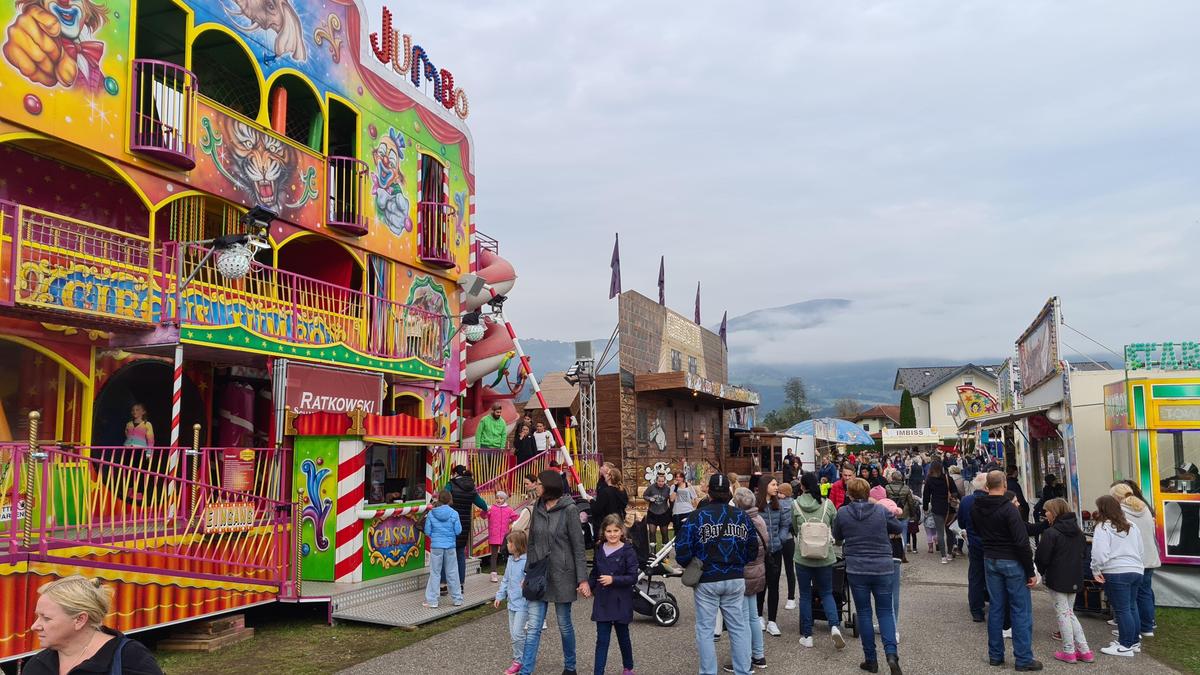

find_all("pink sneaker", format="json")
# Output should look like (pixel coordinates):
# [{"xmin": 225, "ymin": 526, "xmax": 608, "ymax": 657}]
[
  {"xmin": 1054, "ymin": 651, "xmax": 1077, "ymax": 663},
  {"xmin": 622, "ymin": 670, "xmax": 636, "ymax": 675},
  {"xmin": 1075, "ymin": 650, "xmax": 1095, "ymax": 663},
  {"xmin": 504, "ymin": 661, "xmax": 521, "ymax": 675}
]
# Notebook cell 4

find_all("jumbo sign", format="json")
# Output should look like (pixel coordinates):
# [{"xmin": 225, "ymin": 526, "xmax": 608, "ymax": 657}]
[{"xmin": 368, "ymin": 7, "xmax": 469, "ymax": 119}]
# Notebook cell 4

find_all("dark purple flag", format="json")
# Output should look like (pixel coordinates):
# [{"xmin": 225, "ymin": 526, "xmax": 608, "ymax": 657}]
[
  {"xmin": 609, "ymin": 234, "xmax": 621, "ymax": 299},
  {"xmin": 657, "ymin": 256, "xmax": 665, "ymax": 305},
  {"xmin": 694, "ymin": 282, "xmax": 701, "ymax": 324},
  {"xmin": 719, "ymin": 311, "xmax": 728, "ymax": 346}
]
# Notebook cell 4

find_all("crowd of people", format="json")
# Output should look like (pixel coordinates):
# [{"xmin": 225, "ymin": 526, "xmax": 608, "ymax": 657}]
[{"xmin": 471, "ymin": 444, "xmax": 1167, "ymax": 675}]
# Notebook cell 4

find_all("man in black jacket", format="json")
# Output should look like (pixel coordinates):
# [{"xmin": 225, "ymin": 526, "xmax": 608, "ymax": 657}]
[
  {"xmin": 973, "ymin": 470, "xmax": 1042, "ymax": 672},
  {"xmin": 446, "ymin": 465, "xmax": 487, "ymax": 585}
]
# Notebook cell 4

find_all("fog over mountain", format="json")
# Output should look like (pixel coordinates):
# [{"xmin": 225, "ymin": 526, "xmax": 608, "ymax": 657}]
[{"xmin": 519, "ymin": 299, "xmax": 1014, "ymax": 414}]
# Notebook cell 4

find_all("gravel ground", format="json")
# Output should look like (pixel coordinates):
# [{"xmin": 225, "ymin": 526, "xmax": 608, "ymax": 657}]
[{"xmin": 342, "ymin": 549, "xmax": 1180, "ymax": 675}]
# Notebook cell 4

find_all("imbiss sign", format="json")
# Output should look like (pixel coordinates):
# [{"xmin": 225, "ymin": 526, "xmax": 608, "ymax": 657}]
[{"xmin": 285, "ymin": 363, "xmax": 385, "ymax": 414}]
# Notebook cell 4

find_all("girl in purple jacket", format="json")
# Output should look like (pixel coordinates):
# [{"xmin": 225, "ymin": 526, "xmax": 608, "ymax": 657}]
[{"xmin": 590, "ymin": 514, "xmax": 639, "ymax": 675}]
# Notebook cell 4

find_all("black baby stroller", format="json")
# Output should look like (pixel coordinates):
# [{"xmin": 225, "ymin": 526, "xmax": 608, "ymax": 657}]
[
  {"xmin": 628, "ymin": 519, "xmax": 680, "ymax": 627},
  {"xmin": 574, "ymin": 493, "xmax": 595, "ymax": 550},
  {"xmin": 810, "ymin": 558, "xmax": 857, "ymax": 636}
]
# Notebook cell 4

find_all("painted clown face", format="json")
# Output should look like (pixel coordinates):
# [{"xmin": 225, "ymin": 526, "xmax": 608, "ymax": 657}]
[{"xmin": 45, "ymin": 0, "xmax": 91, "ymax": 40}]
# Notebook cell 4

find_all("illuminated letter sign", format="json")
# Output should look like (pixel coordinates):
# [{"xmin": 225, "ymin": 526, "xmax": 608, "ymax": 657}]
[{"xmin": 369, "ymin": 7, "xmax": 469, "ymax": 119}]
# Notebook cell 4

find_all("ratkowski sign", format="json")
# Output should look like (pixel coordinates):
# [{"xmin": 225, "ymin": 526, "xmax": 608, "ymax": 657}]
[{"xmin": 285, "ymin": 363, "xmax": 384, "ymax": 414}]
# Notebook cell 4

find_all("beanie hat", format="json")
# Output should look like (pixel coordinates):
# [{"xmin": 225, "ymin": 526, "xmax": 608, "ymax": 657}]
[
  {"xmin": 708, "ymin": 473, "xmax": 729, "ymax": 492},
  {"xmin": 869, "ymin": 485, "xmax": 887, "ymax": 502}
]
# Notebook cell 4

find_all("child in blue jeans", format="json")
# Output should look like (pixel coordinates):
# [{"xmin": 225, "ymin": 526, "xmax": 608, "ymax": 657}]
[
  {"xmin": 590, "ymin": 514, "xmax": 639, "ymax": 675},
  {"xmin": 423, "ymin": 490, "xmax": 463, "ymax": 608},
  {"xmin": 494, "ymin": 530, "xmax": 529, "ymax": 675}
]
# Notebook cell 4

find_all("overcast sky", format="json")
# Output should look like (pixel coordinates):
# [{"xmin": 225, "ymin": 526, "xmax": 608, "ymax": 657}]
[{"xmin": 370, "ymin": 1, "xmax": 1200, "ymax": 364}]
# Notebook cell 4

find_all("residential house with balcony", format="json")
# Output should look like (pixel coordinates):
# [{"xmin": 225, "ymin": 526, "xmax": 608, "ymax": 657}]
[
  {"xmin": 852, "ymin": 404, "xmax": 901, "ymax": 441},
  {"xmin": 893, "ymin": 364, "xmax": 1002, "ymax": 441}
]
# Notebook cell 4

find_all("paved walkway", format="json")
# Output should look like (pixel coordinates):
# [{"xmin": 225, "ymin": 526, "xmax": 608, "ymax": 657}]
[{"xmin": 341, "ymin": 549, "xmax": 1180, "ymax": 675}]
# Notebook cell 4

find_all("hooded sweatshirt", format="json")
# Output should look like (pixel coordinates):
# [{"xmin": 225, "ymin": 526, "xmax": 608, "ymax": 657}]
[
  {"xmin": 675, "ymin": 501, "xmax": 758, "ymax": 584},
  {"xmin": 971, "ymin": 493, "xmax": 1034, "ymax": 578},
  {"xmin": 1034, "ymin": 512, "xmax": 1086, "ymax": 594},
  {"xmin": 792, "ymin": 494, "xmax": 837, "ymax": 567},
  {"xmin": 832, "ymin": 499, "xmax": 902, "ymax": 576},
  {"xmin": 1122, "ymin": 502, "xmax": 1161, "ymax": 569},
  {"xmin": 1091, "ymin": 521, "xmax": 1144, "ymax": 577}
]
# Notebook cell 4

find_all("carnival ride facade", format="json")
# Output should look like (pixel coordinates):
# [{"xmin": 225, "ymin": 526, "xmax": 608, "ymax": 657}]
[{"xmin": 0, "ymin": 0, "xmax": 568, "ymax": 659}]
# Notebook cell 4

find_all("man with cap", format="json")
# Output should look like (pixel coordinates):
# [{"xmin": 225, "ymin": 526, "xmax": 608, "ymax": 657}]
[{"xmin": 676, "ymin": 474, "xmax": 759, "ymax": 675}]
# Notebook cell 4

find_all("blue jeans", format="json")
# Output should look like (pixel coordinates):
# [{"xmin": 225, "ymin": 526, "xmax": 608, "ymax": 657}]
[
  {"xmin": 985, "ymin": 558, "xmax": 1033, "ymax": 666},
  {"xmin": 425, "ymin": 547, "xmax": 462, "ymax": 605},
  {"xmin": 1137, "ymin": 568, "xmax": 1156, "ymax": 633},
  {"xmin": 1105, "ymin": 572, "xmax": 1143, "ymax": 648},
  {"xmin": 795, "ymin": 563, "xmax": 840, "ymax": 636},
  {"xmin": 967, "ymin": 544, "xmax": 986, "ymax": 618},
  {"xmin": 847, "ymin": 573, "xmax": 897, "ymax": 662},
  {"xmin": 507, "ymin": 608, "xmax": 529, "ymax": 664},
  {"xmin": 694, "ymin": 579, "xmax": 750, "ymax": 675},
  {"xmin": 891, "ymin": 560, "xmax": 901, "ymax": 622},
  {"xmin": 743, "ymin": 595, "xmax": 764, "ymax": 660},
  {"xmin": 456, "ymin": 544, "xmax": 468, "ymax": 587},
  {"xmin": 594, "ymin": 621, "xmax": 633, "ymax": 674},
  {"xmin": 520, "ymin": 600, "xmax": 576, "ymax": 675}
]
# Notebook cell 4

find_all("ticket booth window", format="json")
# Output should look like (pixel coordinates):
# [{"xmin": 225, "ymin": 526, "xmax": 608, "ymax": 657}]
[
  {"xmin": 365, "ymin": 444, "xmax": 425, "ymax": 505},
  {"xmin": 1110, "ymin": 432, "xmax": 1135, "ymax": 484},
  {"xmin": 1156, "ymin": 430, "xmax": 1200, "ymax": 491}
]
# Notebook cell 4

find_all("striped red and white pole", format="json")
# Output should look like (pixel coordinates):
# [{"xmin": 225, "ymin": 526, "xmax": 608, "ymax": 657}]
[{"xmin": 170, "ymin": 344, "xmax": 183, "ymax": 448}]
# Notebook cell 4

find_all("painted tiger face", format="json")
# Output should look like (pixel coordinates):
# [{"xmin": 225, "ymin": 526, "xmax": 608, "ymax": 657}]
[{"xmin": 227, "ymin": 120, "xmax": 296, "ymax": 211}]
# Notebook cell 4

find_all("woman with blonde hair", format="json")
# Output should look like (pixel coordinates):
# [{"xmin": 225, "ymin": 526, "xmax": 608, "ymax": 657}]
[
  {"xmin": 1111, "ymin": 482, "xmax": 1161, "ymax": 639},
  {"xmin": 25, "ymin": 575, "xmax": 162, "ymax": 674}
]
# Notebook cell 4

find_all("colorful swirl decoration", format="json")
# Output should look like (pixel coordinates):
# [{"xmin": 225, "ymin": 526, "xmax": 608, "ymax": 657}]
[{"xmin": 301, "ymin": 458, "xmax": 333, "ymax": 552}]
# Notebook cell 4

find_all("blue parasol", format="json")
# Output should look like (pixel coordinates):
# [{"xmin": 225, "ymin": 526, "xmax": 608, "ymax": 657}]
[{"xmin": 784, "ymin": 417, "xmax": 876, "ymax": 446}]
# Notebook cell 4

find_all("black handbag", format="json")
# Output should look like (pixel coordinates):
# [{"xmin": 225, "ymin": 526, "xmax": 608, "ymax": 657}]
[{"xmin": 522, "ymin": 556, "xmax": 550, "ymax": 601}]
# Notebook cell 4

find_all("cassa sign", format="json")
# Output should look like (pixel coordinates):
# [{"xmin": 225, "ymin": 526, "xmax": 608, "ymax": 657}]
[{"xmin": 366, "ymin": 514, "xmax": 421, "ymax": 569}]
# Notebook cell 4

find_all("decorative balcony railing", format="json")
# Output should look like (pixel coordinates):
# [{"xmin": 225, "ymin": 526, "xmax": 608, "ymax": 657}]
[
  {"xmin": 326, "ymin": 156, "xmax": 369, "ymax": 236},
  {"xmin": 417, "ymin": 200, "xmax": 456, "ymax": 269},
  {"xmin": 2, "ymin": 441, "xmax": 290, "ymax": 586},
  {"xmin": 164, "ymin": 242, "xmax": 447, "ymax": 367},
  {"xmin": 130, "ymin": 59, "xmax": 198, "ymax": 170},
  {"xmin": 2, "ymin": 200, "xmax": 156, "ymax": 324},
  {"xmin": 475, "ymin": 230, "xmax": 499, "ymax": 255}
]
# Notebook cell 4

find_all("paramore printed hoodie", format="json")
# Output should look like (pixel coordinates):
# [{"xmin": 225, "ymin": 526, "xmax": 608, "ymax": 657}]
[{"xmin": 676, "ymin": 502, "xmax": 758, "ymax": 583}]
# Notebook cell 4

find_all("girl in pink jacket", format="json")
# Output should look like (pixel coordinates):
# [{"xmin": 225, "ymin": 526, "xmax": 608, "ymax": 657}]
[{"xmin": 488, "ymin": 491, "xmax": 519, "ymax": 582}]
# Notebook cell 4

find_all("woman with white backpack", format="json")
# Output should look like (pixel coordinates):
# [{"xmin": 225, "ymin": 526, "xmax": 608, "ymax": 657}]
[{"xmin": 792, "ymin": 472, "xmax": 846, "ymax": 650}]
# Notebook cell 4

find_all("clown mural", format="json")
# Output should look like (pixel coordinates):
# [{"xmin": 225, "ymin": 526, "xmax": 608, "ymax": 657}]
[
  {"xmin": 371, "ymin": 127, "xmax": 412, "ymax": 236},
  {"xmin": 3, "ymin": 0, "xmax": 108, "ymax": 89}
]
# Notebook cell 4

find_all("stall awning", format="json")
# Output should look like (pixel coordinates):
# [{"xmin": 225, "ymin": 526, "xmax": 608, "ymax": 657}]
[
  {"xmin": 960, "ymin": 403, "xmax": 1056, "ymax": 430},
  {"xmin": 634, "ymin": 372, "xmax": 760, "ymax": 407}
]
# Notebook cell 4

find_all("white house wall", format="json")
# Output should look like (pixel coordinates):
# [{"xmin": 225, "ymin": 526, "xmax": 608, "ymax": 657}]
[{"xmin": 1069, "ymin": 369, "xmax": 1125, "ymax": 511}]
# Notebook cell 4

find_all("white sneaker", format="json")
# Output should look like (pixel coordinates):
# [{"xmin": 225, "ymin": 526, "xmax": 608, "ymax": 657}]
[
  {"xmin": 785, "ymin": 599, "xmax": 797, "ymax": 611},
  {"xmin": 1002, "ymin": 628, "xmax": 1013, "ymax": 639},
  {"xmin": 490, "ymin": 571, "xmax": 499, "ymax": 583},
  {"xmin": 1107, "ymin": 618, "xmax": 1118, "ymax": 627},
  {"xmin": 831, "ymin": 625, "xmax": 846, "ymax": 649},
  {"xmin": 895, "ymin": 631, "xmax": 900, "ymax": 644},
  {"xmin": 798, "ymin": 635, "xmax": 814, "ymax": 648},
  {"xmin": 940, "ymin": 556, "xmax": 951, "ymax": 564},
  {"xmin": 1100, "ymin": 643, "xmax": 1137, "ymax": 657},
  {"xmin": 766, "ymin": 621, "xmax": 781, "ymax": 637},
  {"xmin": 759, "ymin": 617, "xmax": 766, "ymax": 631}
]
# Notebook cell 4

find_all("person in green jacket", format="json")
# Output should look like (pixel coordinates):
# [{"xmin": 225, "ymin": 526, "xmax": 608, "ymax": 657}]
[
  {"xmin": 793, "ymin": 471, "xmax": 846, "ymax": 651},
  {"xmin": 476, "ymin": 403, "xmax": 509, "ymax": 449}
]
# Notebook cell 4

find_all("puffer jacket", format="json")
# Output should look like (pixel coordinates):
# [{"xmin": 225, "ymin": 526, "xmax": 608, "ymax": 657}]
[
  {"xmin": 761, "ymin": 499, "xmax": 792, "ymax": 553},
  {"xmin": 423, "ymin": 504, "xmax": 462, "ymax": 549},
  {"xmin": 742, "ymin": 507, "xmax": 769, "ymax": 596},
  {"xmin": 448, "ymin": 474, "xmax": 486, "ymax": 547},
  {"xmin": 1034, "ymin": 512, "xmax": 1086, "ymax": 594}
]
